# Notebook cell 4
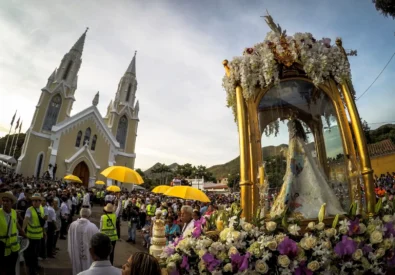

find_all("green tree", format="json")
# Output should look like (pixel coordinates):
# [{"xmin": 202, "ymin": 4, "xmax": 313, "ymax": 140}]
[
  {"xmin": 0, "ymin": 133, "xmax": 26, "ymax": 160},
  {"xmin": 372, "ymin": 0, "xmax": 395, "ymax": 19},
  {"xmin": 191, "ymin": 165, "xmax": 216, "ymax": 182},
  {"xmin": 227, "ymin": 173, "xmax": 240, "ymax": 191},
  {"xmin": 176, "ymin": 163, "xmax": 194, "ymax": 178},
  {"xmin": 264, "ymin": 155, "xmax": 287, "ymax": 189},
  {"xmin": 151, "ymin": 163, "xmax": 172, "ymax": 185}
]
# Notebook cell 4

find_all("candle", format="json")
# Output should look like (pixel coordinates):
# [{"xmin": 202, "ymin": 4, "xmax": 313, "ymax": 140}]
[{"xmin": 259, "ymin": 166, "xmax": 265, "ymax": 185}]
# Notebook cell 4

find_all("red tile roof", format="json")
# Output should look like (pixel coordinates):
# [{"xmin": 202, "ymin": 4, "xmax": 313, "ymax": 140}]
[{"xmin": 368, "ymin": 139, "xmax": 395, "ymax": 157}]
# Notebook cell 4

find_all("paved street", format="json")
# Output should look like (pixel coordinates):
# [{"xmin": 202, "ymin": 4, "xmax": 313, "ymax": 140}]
[{"xmin": 22, "ymin": 205, "xmax": 148, "ymax": 275}]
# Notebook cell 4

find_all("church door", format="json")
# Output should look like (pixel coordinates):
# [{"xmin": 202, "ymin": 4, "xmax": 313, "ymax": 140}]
[{"xmin": 73, "ymin": 161, "xmax": 90, "ymax": 187}]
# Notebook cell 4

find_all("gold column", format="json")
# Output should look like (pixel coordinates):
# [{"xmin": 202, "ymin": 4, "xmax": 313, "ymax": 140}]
[
  {"xmin": 313, "ymin": 120, "xmax": 329, "ymax": 177},
  {"xmin": 341, "ymin": 83, "xmax": 375, "ymax": 215},
  {"xmin": 259, "ymin": 166, "xmax": 265, "ymax": 185},
  {"xmin": 235, "ymin": 86, "xmax": 253, "ymax": 221},
  {"xmin": 247, "ymin": 104, "xmax": 261, "ymax": 218},
  {"xmin": 331, "ymin": 83, "xmax": 361, "ymax": 207}
]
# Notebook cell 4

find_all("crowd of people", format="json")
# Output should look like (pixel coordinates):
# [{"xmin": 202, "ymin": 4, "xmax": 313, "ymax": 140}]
[{"xmin": 0, "ymin": 172, "xmax": 238, "ymax": 275}]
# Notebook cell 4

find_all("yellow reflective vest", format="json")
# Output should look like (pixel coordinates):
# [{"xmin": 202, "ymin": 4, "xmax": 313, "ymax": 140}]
[
  {"xmin": 146, "ymin": 204, "xmax": 156, "ymax": 216},
  {"xmin": 101, "ymin": 214, "xmax": 118, "ymax": 241},
  {"xmin": 0, "ymin": 209, "xmax": 20, "ymax": 256},
  {"xmin": 26, "ymin": 206, "xmax": 44, "ymax": 240}
]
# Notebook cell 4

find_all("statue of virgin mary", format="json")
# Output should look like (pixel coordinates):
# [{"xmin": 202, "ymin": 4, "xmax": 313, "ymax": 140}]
[{"xmin": 270, "ymin": 117, "xmax": 345, "ymax": 219}]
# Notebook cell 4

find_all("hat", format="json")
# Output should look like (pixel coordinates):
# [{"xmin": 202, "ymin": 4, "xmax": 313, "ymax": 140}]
[
  {"xmin": 0, "ymin": 191, "xmax": 16, "ymax": 204},
  {"xmin": 155, "ymin": 209, "xmax": 162, "ymax": 216},
  {"xmin": 31, "ymin": 193, "xmax": 43, "ymax": 201},
  {"xmin": 104, "ymin": 203, "xmax": 115, "ymax": 213}
]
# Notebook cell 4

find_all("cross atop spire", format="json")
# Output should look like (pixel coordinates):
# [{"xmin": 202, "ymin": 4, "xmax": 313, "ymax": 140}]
[
  {"xmin": 70, "ymin": 28, "xmax": 89, "ymax": 54},
  {"xmin": 125, "ymin": 51, "xmax": 137, "ymax": 76}
]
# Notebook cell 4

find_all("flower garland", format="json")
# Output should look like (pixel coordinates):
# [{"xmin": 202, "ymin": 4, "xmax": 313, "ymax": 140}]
[
  {"xmin": 163, "ymin": 197, "xmax": 395, "ymax": 274},
  {"xmin": 223, "ymin": 31, "xmax": 352, "ymax": 131}
]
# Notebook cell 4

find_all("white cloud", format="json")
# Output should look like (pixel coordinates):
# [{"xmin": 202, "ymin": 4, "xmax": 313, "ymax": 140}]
[{"xmin": 0, "ymin": 0, "xmax": 394, "ymax": 170}]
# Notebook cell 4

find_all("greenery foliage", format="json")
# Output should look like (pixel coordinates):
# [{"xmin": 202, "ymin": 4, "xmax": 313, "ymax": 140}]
[
  {"xmin": 0, "ymin": 133, "xmax": 26, "ymax": 160},
  {"xmin": 372, "ymin": 0, "xmax": 395, "ymax": 19}
]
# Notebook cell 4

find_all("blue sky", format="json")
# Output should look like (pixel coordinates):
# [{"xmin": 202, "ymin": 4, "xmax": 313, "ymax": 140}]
[{"xmin": 0, "ymin": 0, "xmax": 394, "ymax": 169}]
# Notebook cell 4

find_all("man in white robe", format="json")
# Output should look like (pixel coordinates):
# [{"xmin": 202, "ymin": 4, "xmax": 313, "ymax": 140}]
[{"xmin": 68, "ymin": 208, "xmax": 99, "ymax": 275}]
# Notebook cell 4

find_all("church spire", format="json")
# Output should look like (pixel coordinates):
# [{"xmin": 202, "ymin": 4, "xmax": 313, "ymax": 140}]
[
  {"xmin": 53, "ymin": 28, "xmax": 88, "ymax": 91},
  {"xmin": 125, "ymin": 51, "xmax": 137, "ymax": 76},
  {"xmin": 70, "ymin": 27, "xmax": 88, "ymax": 54}
]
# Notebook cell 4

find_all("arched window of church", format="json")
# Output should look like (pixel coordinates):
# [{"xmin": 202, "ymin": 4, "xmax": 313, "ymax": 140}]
[
  {"xmin": 126, "ymin": 84, "xmax": 131, "ymax": 102},
  {"xmin": 63, "ymin": 60, "xmax": 73, "ymax": 80},
  {"xmin": 83, "ymin": 128, "xmax": 91, "ymax": 145},
  {"xmin": 75, "ymin": 131, "xmax": 82, "ymax": 147},
  {"xmin": 42, "ymin": 94, "xmax": 62, "ymax": 131},
  {"xmin": 36, "ymin": 153, "xmax": 44, "ymax": 178},
  {"xmin": 116, "ymin": 115, "xmax": 128, "ymax": 149},
  {"xmin": 91, "ymin": 135, "xmax": 97, "ymax": 151}
]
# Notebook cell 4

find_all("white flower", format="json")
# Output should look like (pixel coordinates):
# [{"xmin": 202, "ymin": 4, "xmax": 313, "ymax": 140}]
[
  {"xmin": 266, "ymin": 221, "xmax": 277, "ymax": 232},
  {"xmin": 359, "ymin": 223, "xmax": 367, "ymax": 234},
  {"xmin": 242, "ymin": 222, "xmax": 254, "ymax": 232},
  {"xmin": 370, "ymin": 230, "xmax": 383, "ymax": 244},
  {"xmin": 300, "ymin": 234, "xmax": 318, "ymax": 250},
  {"xmin": 278, "ymin": 255, "xmax": 291, "ymax": 267},
  {"xmin": 288, "ymin": 224, "xmax": 301, "ymax": 236},
  {"xmin": 223, "ymin": 263, "xmax": 233, "ymax": 273},
  {"xmin": 255, "ymin": 259, "xmax": 269, "ymax": 274},
  {"xmin": 307, "ymin": 222, "xmax": 316, "ymax": 230},
  {"xmin": 307, "ymin": 260, "xmax": 320, "ymax": 272},
  {"xmin": 383, "ymin": 215, "xmax": 394, "ymax": 223},
  {"xmin": 352, "ymin": 249, "xmax": 363, "ymax": 261},
  {"xmin": 315, "ymin": 222, "xmax": 326, "ymax": 231},
  {"xmin": 325, "ymin": 228, "xmax": 337, "ymax": 238}
]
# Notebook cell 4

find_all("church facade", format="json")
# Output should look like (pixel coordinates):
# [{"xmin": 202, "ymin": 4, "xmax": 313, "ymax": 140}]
[{"xmin": 16, "ymin": 30, "xmax": 140, "ymax": 187}]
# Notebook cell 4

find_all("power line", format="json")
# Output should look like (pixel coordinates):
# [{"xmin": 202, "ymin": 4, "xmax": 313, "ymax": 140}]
[
  {"xmin": 367, "ymin": 121, "xmax": 395, "ymax": 125},
  {"xmin": 356, "ymin": 51, "xmax": 395, "ymax": 101}
]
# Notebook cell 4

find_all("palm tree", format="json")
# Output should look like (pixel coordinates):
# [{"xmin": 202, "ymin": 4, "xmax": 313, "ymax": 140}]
[{"xmin": 151, "ymin": 163, "xmax": 172, "ymax": 185}]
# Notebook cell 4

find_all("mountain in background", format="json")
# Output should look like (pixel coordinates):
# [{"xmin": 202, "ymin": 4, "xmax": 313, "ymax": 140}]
[
  {"xmin": 144, "ymin": 162, "xmax": 179, "ymax": 176},
  {"xmin": 207, "ymin": 144, "xmax": 288, "ymax": 179},
  {"xmin": 206, "ymin": 123, "xmax": 395, "ymax": 180}
]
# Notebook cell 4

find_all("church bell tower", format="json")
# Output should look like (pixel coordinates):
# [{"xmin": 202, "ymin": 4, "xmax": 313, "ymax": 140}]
[
  {"xmin": 17, "ymin": 29, "xmax": 87, "ymax": 177},
  {"xmin": 105, "ymin": 52, "xmax": 139, "ymax": 168},
  {"xmin": 30, "ymin": 29, "xmax": 87, "ymax": 133}
]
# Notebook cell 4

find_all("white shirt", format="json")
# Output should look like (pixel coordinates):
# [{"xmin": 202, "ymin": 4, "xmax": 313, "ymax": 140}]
[
  {"xmin": 61, "ymin": 202, "xmax": 70, "ymax": 217},
  {"xmin": 77, "ymin": 261, "xmax": 121, "ymax": 275},
  {"xmin": 47, "ymin": 206, "xmax": 56, "ymax": 222},
  {"xmin": 182, "ymin": 219, "xmax": 195, "ymax": 238},
  {"xmin": 17, "ymin": 192, "xmax": 25, "ymax": 201},
  {"xmin": 43, "ymin": 206, "xmax": 49, "ymax": 228}
]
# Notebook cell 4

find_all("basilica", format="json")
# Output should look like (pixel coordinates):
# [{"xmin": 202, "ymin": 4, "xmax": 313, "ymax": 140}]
[{"xmin": 16, "ymin": 30, "xmax": 140, "ymax": 187}]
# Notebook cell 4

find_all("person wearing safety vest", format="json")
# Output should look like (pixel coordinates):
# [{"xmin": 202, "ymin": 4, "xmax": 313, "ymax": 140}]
[
  {"xmin": 23, "ymin": 193, "xmax": 46, "ymax": 275},
  {"xmin": 0, "ymin": 191, "xmax": 26, "ymax": 275},
  {"xmin": 146, "ymin": 200, "xmax": 156, "ymax": 217},
  {"xmin": 100, "ymin": 197, "xmax": 122, "ymax": 265}
]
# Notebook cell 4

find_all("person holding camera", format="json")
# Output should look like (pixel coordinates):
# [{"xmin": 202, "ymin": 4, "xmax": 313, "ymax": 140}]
[{"xmin": 22, "ymin": 193, "xmax": 47, "ymax": 275}]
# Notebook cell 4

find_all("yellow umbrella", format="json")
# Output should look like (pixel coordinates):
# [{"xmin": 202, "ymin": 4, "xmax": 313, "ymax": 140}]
[
  {"xmin": 95, "ymin": 180, "xmax": 105, "ymax": 185},
  {"xmin": 163, "ymin": 186, "xmax": 211, "ymax": 203},
  {"xmin": 151, "ymin": 185, "xmax": 171, "ymax": 194},
  {"xmin": 101, "ymin": 166, "xmax": 144, "ymax": 184},
  {"xmin": 64, "ymin": 174, "xmax": 82, "ymax": 184},
  {"xmin": 106, "ymin": 185, "xmax": 121, "ymax": 192}
]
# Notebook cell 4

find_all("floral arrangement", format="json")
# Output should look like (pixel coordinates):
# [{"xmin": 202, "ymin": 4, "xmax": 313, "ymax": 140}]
[
  {"xmin": 222, "ymin": 31, "xmax": 352, "ymax": 123},
  {"xmin": 162, "ymin": 198, "xmax": 395, "ymax": 274}
]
